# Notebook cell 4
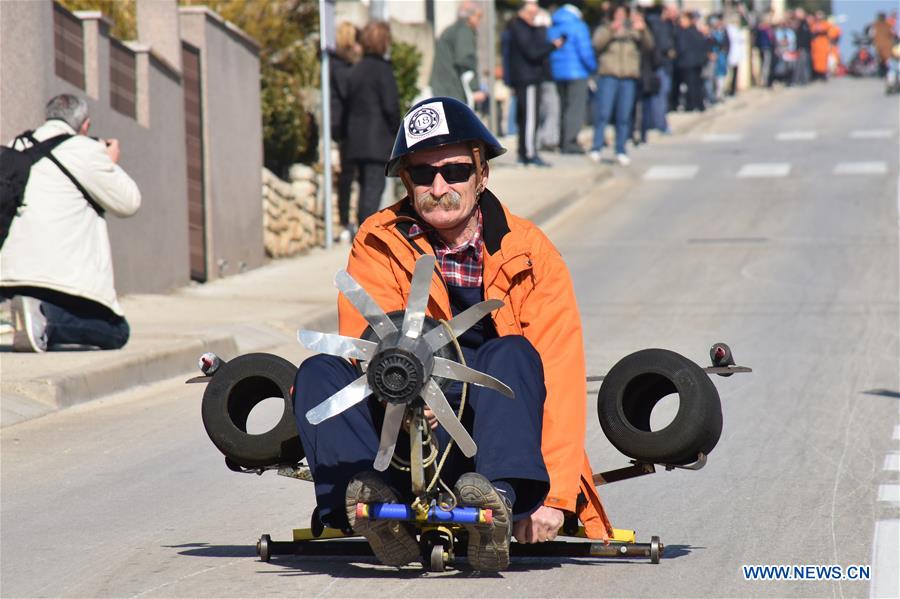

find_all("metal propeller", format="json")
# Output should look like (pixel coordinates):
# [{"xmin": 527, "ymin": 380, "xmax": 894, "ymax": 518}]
[{"xmin": 298, "ymin": 255, "xmax": 514, "ymax": 471}]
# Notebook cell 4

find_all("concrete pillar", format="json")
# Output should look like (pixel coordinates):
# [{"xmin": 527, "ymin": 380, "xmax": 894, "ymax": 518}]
[
  {"xmin": 136, "ymin": 0, "xmax": 181, "ymax": 73},
  {"xmin": 75, "ymin": 11, "xmax": 103, "ymax": 100}
]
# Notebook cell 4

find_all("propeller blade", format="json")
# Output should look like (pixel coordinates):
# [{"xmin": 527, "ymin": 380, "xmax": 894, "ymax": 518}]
[
  {"xmin": 297, "ymin": 330, "xmax": 377, "ymax": 361},
  {"xmin": 373, "ymin": 403, "xmax": 406, "ymax": 471},
  {"xmin": 421, "ymin": 380, "xmax": 477, "ymax": 457},
  {"xmin": 334, "ymin": 270, "xmax": 397, "ymax": 340},
  {"xmin": 306, "ymin": 373, "xmax": 372, "ymax": 425},
  {"xmin": 401, "ymin": 255, "xmax": 436, "ymax": 339},
  {"xmin": 423, "ymin": 299, "xmax": 504, "ymax": 352},
  {"xmin": 432, "ymin": 357, "xmax": 515, "ymax": 399}
]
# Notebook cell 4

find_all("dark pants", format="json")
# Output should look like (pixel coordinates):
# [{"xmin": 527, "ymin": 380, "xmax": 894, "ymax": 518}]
[
  {"xmin": 292, "ymin": 335, "xmax": 550, "ymax": 530},
  {"xmin": 556, "ymin": 79, "xmax": 588, "ymax": 153},
  {"xmin": 679, "ymin": 66, "xmax": 705, "ymax": 112},
  {"xmin": 4, "ymin": 287, "xmax": 129, "ymax": 350},
  {"xmin": 514, "ymin": 83, "xmax": 542, "ymax": 161},
  {"xmin": 355, "ymin": 160, "xmax": 385, "ymax": 224},
  {"xmin": 337, "ymin": 145, "xmax": 354, "ymax": 227}
]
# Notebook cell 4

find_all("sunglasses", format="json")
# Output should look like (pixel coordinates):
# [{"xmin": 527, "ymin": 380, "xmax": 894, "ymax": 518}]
[{"xmin": 406, "ymin": 162, "xmax": 475, "ymax": 186}]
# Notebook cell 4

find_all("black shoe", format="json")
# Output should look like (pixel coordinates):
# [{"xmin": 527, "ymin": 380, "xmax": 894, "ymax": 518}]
[
  {"xmin": 454, "ymin": 473, "xmax": 512, "ymax": 571},
  {"xmin": 527, "ymin": 157, "xmax": 552, "ymax": 168},
  {"xmin": 560, "ymin": 147, "xmax": 585, "ymax": 155},
  {"xmin": 345, "ymin": 471, "xmax": 420, "ymax": 567}
]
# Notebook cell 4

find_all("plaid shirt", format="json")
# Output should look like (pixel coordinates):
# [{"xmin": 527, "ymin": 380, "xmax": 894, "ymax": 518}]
[{"xmin": 409, "ymin": 207, "xmax": 484, "ymax": 288}]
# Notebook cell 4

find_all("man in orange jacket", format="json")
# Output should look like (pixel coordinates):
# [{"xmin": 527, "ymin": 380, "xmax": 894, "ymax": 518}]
[{"xmin": 293, "ymin": 96, "xmax": 612, "ymax": 571}]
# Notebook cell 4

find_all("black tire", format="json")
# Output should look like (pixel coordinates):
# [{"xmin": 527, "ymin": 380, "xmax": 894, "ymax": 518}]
[
  {"xmin": 201, "ymin": 353, "xmax": 304, "ymax": 469},
  {"xmin": 597, "ymin": 349, "xmax": 722, "ymax": 465}
]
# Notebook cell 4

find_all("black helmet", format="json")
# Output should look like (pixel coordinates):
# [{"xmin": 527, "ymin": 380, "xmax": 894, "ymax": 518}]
[{"xmin": 385, "ymin": 96, "xmax": 506, "ymax": 176}]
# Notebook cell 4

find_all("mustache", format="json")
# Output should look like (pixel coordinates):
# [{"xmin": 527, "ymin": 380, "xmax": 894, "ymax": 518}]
[{"xmin": 415, "ymin": 189, "xmax": 462, "ymax": 211}]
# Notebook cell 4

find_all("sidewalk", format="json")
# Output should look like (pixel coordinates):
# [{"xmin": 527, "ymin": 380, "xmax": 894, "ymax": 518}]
[{"xmin": 0, "ymin": 89, "xmax": 768, "ymax": 427}]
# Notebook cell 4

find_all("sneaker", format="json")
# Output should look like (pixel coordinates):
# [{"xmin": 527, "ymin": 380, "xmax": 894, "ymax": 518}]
[
  {"xmin": 528, "ymin": 157, "xmax": 552, "ymax": 168},
  {"xmin": 338, "ymin": 227, "xmax": 352, "ymax": 244},
  {"xmin": 588, "ymin": 150, "xmax": 602, "ymax": 163},
  {"xmin": 11, "ymin": 296, "xmax": 48, "ymax": 353},
  {"xmin": 616, "ymin": 153, "xmax": 631, "ymax": 167},
  {"xmin": 454, "ymin": 472, "xmax": 512, "ymax": 571},
  {"xmin": 345, "ymin": 471, "xmax": 420, "ymax": 567}
]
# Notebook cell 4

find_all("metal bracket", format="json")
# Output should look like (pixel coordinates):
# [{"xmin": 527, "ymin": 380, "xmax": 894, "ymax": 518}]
[
  {"xmin": 663, "ymin": 452, "xmax": 707, "ymax": 471},
  {"xmin": 593, "ymin": 453, "xmax": 707, "ymax": 485}
]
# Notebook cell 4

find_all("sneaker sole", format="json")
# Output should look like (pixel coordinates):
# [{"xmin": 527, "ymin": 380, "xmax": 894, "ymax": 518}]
[
  {"xmin": 346, "ymin": 473, "xmax": 420, "ymax": 567},
  {"xmin": 455, "ymin": 475, "xmax": 511, "ymax": 571},
  {"xmin": 10, "ymin": 297, "xmax": 45, "ymax": 353}
]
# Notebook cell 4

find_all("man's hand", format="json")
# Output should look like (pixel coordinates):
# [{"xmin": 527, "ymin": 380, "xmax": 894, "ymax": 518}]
[
  {"xmin": 423, "ymin": 406, "xmax": 438, "ymax": 430},
  {"xmin": 104, "ymin": 138, "xmax": 120, "ymax": 164},
  {"xmin": 472, "ymin": 90, "xmax": 487, "ymax": 104},
  {"xmin": 512, "ymin": 505, "xmax": 565, "ymax": 543}
]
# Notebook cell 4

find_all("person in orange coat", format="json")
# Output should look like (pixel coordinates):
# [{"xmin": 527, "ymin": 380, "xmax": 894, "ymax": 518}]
[
  {"xmin": 293, "ymin": 96, "xmax": 613, "ymax": 571},
  {"xmin": 810, "ymin": 11, "xmax": 831, "ymax": 80}
]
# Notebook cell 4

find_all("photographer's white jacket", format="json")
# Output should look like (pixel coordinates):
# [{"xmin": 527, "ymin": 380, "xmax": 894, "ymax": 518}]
[{"xmin": 0, "ymin": 120, "xmax": 141, "ymax": 315}]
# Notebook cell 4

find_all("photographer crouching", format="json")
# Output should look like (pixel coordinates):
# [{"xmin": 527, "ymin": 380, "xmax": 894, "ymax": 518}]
[{"xmin": 1, "ymin": 94, "xmax": 141, "ymax": 352}]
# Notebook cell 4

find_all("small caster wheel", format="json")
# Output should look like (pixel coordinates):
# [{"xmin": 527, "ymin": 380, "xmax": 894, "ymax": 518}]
[
  {"xmin": 258, "ymin": 534, "xmax": 271, "ymax": 562},
  {"xmin": 311, "ymin": 506, "xmax": 324, "ymax": 538},
  {"xmin": 650, "ymin": 536, "xmax": 662, "ymax": 564},
  {"xmin": 429, "ymin": 544, "xmax": 446, "ymax": 572}
]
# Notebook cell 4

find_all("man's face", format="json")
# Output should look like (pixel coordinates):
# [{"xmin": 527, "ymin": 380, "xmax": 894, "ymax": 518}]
[
  {"xmin": 520, "ymin": 3, "xmax": 538, "ymax": 24},
  {"xmin": 468, "ymin": 9, "xmax": 483, "ymax": 29},
  {"xmin": 403, "ymin": 143, "xmax": 485, "ymax": 233}
]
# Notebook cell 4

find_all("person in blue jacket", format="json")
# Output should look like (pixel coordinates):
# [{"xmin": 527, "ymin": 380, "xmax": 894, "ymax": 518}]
[{"xmin": 547, "ymin": 2, "xmax": 597, "ymax": 154}]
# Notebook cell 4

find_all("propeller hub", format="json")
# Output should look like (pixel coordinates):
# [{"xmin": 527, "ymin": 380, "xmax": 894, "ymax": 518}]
[{"xmin": 367, "ymin": 334, "xmax": 434, "ymax": 404}]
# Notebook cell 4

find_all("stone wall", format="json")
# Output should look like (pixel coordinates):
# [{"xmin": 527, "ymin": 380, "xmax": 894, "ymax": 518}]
[{"xmin": 261, "ymin": 165, "xmax": 323, "ymax": 258}]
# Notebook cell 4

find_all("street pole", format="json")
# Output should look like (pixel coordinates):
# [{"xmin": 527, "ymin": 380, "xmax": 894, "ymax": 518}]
[
  {"xmin": 319, "ymin": 0, "xmax": 334, "ymax": 249},
  {"xmin": 487, "ymin": 0, "xmax": 497, "ymax": 136}
]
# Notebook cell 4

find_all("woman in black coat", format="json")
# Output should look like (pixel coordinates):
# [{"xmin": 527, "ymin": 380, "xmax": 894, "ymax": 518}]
[
  {"xmin": 330, "ymin": 22, "xmax": 360, "ymax": 241},
  {"xmin": 343, "ymin": 21, "xmax": 401, "ymax": 226}
]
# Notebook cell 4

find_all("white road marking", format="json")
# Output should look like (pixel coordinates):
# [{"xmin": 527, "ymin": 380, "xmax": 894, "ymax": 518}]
[
  {"xmin": 834, "ymin": 162, "xmax": 888, "ymax": 175},
  {"xmin": 851, "ymin": 129, "xmax": 894, "ymax": 139},
  {"xmin": 737, "ymin": 163, "xmax": 791, "ymax": 178},
  {"xmin": 776, "ymin": 130, "xmax": 817, "ymax": 141},
  {"xmin": 884, "ymin": 453, "xmax": 900, "ymax": 472},
  {"xmin": 877, "ymin": 484, "xmax": 900, "ymax": 503},
  {"xmin": 643, "ymin": 165, "xmax": 700, "ymax": 181},
  {"xmin": 893, "ymin": 425, "xmax": 900, "ymax": 440},
  {"xmin": 701, "ymin": 133, "xmax": 744, "ymax": 143},
  {"xmin": 870, "ymin": 520, "xmax": 900, "ymax": 599}
]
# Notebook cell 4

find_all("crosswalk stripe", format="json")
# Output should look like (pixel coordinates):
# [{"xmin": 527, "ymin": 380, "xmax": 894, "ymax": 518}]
[
  {"xmin": 701, "ymin": 133, "xmax": 744, "ymax": 143},
  {"xmin": 834, "ymin": 161, "xmax": 888, "ymax": 175},
  {"xmin": 737, "ymin": 163, "xmax": 791, "ymax": 178},
  {"xmin": 643, "ymin": 165, "xmax": 700, "ymax": 181},
  {"xmin": 884, "ymin": 453, "xmax": 900, "ymax": 472},
  {"xmin": 776, "ymin": 130, "xmax": 817, "ymax": 141},
  {"xmin": 878, "ymin": 484, "xmax": 900, "ymax": 503},
  {"xmin": 850, "ymin": 129, "xmax": 893, "ymax": 139}
]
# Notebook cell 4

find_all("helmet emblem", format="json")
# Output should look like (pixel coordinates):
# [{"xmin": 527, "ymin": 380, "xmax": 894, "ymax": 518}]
[
  {"xmin": 408, "ymin": 107, "xmax": 440, "ymax": 137},
  {"xmin": 402, "ymin": 101, "xmax": 450, "ymax": 148}
]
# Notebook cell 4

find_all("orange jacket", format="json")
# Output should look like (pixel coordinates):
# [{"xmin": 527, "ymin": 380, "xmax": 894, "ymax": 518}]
[{"xmin": 338, "ymin": 191, "xmax": 614, "ymax": 540}]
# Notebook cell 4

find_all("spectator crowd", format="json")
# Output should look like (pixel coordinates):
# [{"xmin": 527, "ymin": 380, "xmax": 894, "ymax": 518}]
[
  {"xmin": 494, "ymin": 0, "xmax": 848, "ymax": 167},
  {"xmin": 323, "ymin": 0, "xmax": 882, "ymax": 238}
]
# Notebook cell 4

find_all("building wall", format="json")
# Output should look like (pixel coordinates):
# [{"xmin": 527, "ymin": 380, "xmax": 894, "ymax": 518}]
[
  {"xmin": 179, "ymin": 8, "xmax": 264, "ymax": 278},
  {"xmin": 0, "ymin": 0, "xmax": 263, "ymax": 293},
  {"xmin": 0, "ymin": 0, "xmax": 190, "ymax": 295}
]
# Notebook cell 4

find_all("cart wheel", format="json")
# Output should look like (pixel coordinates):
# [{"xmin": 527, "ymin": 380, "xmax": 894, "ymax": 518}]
[
  {"xmin": 258, "ymin": 534, "xmax": 271, "ymax": 563},
  {"xmin": 650, "ymin": 536, "xmax": 661, "ymax": 564},
  {"xmin": 311, "ymin": 506, "xmax": 324, "ymax": 538},
  {"xmin": 429, "ymin": 544, "xmax": 446, "ymax": 572}
]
